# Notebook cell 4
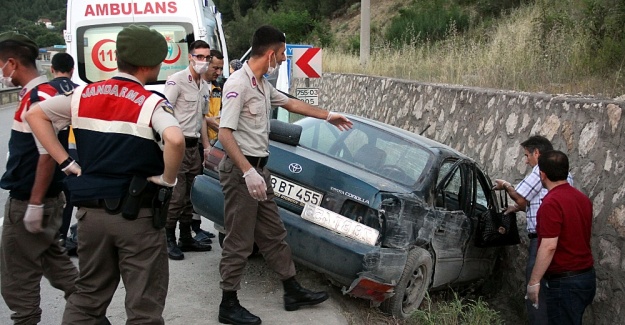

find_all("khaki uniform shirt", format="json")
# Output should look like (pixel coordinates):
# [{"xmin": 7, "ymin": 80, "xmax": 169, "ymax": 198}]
[
  {"xmin": 164, "ymin": 67, "xmax": 209, "ymax": 138},
  {"xmin": 219, "ymin": 63, "xmax": 289, "ymax": 157}
]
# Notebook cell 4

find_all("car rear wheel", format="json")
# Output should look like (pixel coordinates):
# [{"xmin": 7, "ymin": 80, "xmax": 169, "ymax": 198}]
[{"xmin": 380, "ymin": 247, "xmax": 432, "ymax": 318}]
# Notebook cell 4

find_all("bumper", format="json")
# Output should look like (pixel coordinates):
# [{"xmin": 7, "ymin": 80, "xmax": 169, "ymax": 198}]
[{"xmin": 191, "ymin": 174, "xmax": 407, "ymax": 299}]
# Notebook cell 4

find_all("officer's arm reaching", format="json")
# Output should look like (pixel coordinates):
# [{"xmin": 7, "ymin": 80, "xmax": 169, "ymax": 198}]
[{"xmin": 282, "ymin": 98, "xmax": 352, "ymax": 131}]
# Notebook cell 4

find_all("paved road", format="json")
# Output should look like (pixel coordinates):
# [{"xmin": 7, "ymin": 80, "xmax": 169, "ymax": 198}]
[{"xmin": 0, "ymin": 103, "xmax": 351, "ymax": 324}]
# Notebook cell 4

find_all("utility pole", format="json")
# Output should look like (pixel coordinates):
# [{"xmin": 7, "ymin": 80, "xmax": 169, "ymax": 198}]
[{"xmin": 360, "ymin": 0, "xmax": 370, "ymax": 66}]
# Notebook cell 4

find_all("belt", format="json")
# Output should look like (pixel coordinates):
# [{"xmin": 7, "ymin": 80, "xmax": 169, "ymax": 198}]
[
  {"xmin": 76, "ymin": 199, "xmax": 152, "ymax": 209},
  {"xmin": 184, "ymin": 137, "xmax": 199, "ymax": 148},
  {"xmin": 544, "ymin": 267, "xmax": 594, "ymax": 280},
  {"xmin": 245, "ymin": 155, "xmax": 268, "ymax": 168},
  {"xmin": 528, "ymin": 233, "xmax": 538, "ymax": 239}
]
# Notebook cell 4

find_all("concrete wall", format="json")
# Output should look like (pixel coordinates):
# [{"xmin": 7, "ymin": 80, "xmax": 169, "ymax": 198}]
[
  {"xmin": 0, "ymin": 88, "xmax": 19, "ymax": 106},
  {"xmin": 293, "ymin": 74, "xmax": 625, "ymax": 324}
]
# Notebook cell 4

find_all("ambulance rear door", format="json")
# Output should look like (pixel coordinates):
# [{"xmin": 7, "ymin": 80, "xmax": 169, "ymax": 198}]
[{"xmin": 65, "ymin": 0, "xmax": 206, "ymax": 91}]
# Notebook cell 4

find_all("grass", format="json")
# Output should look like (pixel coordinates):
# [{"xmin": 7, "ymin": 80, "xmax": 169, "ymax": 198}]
[{"xmin": 323, "ymin": 4, "xmax": 625, "ymax": 98}]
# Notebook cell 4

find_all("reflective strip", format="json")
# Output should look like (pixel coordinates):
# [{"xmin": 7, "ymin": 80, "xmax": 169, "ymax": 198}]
[
  {"xmin": 71, "ymin": 85, "xmax": 86, "ymax": 120},
  {"xmin": 72, "ymin": 117, "xmax": 155, "ymax": 140},
  {"xmin": 137, "ymin": 94, "xmax": 162, "ymax": 126}
]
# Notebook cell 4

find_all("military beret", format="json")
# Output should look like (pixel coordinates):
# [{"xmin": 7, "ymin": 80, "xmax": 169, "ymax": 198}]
[
  {"xmin": 0, "ymin": 31, "xmax": 38, "ymax": 59},
  {"xmin": 116, "ymin": 25, "xmax": 167, "ymax": 67}
]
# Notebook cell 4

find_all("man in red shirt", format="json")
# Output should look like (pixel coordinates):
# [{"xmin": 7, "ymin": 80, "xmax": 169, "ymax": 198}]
[{"xmin": 527, "ymin": 150, "xmax": 595, "ymax": 325}]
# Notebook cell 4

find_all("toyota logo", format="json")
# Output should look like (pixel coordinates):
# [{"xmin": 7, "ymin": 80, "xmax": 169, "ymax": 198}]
[{"xmin": 288, "ymin": 163, "xmax": 303, "ymax": 174}]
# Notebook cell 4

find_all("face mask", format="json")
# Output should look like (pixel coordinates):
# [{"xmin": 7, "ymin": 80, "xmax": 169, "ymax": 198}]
[
  {"xmin": 266, "ymin": 53, "xmax": 278, "ymax": 75},
  {"xmin": 0, "ymin": 61, "xmax": 15, "ymax": 88},
  {"xmin": 193, "ymin": 60, "xmax": 209, "ymax": 74}
]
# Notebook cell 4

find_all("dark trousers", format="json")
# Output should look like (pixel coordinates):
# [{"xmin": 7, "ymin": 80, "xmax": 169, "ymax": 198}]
[
  {"xmin": 527, "ymin": 238, "xmax": 549, "ymax": 324},
  {"xmin": 62, "ymin": 208, "xmax": 168, "ymax": 324},
  {"xmin": 0, "ymin": 194, "xmax": 78, "ymax": 325},
  {"xmin": 218, "ymin": 157, "xmax": 296, "ymax": 291},
  {"xmin": 544, "ymin": 269, "xmax": 596, "ymax": 325},
  {"xmin": 166, "ymin": 146, "xmax": 202, "ymax": 229}
]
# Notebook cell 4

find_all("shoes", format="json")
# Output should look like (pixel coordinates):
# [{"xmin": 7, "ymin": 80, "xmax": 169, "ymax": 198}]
[
  {"xmin": 193, "ymin": 231, "xmax": 213, "ymax": 244},
  {"xmin": 178, "ymin": 238, "xmax": 212, "ymax": 252},
  {"xmin": 219, "ymin": 291, "xmax": 261, "ymax": 325},
  {"xmin": 166, "ymin": 228, "xmax": 184, "ymax": 260},
  {"xmin": 283, "ymin": 277, "xmax": 329, "ymax": 311},
  {"xmin": 191, "ymin": 219, "xmax": 216, "ymax": 238}
]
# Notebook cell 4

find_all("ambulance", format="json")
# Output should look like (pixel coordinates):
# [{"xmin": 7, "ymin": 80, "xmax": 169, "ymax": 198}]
[{"xmin": 64, "ymin": 0, "xmax": 229, "ymax": 90}]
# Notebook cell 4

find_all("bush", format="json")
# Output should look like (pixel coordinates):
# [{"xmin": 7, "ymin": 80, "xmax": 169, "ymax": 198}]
[{"xmin": 385, "ymin": 0, "xmax": 470, "ymax": 45}]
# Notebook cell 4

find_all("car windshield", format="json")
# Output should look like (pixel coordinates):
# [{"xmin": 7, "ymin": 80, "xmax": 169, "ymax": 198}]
[{"xmin": 296, "ymin": 117, "xmax": 432, "ymax": 186}]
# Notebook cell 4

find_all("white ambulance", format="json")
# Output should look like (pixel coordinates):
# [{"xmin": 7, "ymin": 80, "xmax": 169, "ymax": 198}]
[{"xmin": 64, "ymin": 0, "xmax": 229, "ymax": 89}]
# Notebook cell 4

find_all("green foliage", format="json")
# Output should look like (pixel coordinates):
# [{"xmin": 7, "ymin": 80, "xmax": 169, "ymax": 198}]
[
  {"xmin": 408, "ymin": 292, "xmax": 503, "ymax": 325},
  {"xmin": 269, "ymin": 10, "xmax": 315, "ymax": 44},
  {"xmin": 385, "ymin": 0, "xmax": 471, "ymax": 45},
  {"xmin": 0, "ymin": 0, "xmax": 66, "ymax": 47}
]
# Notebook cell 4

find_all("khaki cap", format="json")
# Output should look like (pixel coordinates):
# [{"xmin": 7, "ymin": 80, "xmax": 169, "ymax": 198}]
[{"xmin": 116, "ymin": 24, "xmax": 167, "ymax": 67}]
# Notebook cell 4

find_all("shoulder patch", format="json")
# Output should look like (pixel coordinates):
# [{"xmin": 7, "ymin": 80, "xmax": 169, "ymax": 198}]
[
  {"xmin": 166, "ymin": 80, "xmax": 176, "ymax": 85},
  {"xmin": 161, "ymin": 101, "xmax": 174, "ymax": 115},
  {"xmin": 225, "ymin": 92, "xmax": 239, "ymax": 99}
]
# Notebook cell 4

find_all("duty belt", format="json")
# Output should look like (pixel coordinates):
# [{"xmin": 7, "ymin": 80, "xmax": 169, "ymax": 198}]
[
  {"xmin": 245, "ymin": 155, "xmax": 268, "ymax": 168},
  {"xmin": 184, "ymin": 137, "xmax": 199, "ymax": 148},
  {"xmin": 76, "ymin": 198, "xmax": 152, "ymax": 209}
]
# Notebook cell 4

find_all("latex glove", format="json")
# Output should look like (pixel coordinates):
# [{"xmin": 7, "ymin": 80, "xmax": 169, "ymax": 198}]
[
  {"xmin": 62, "ymin": 160, "xmax": 82, "ymax": 176},
  {"xmin": 24, "ymin": 204, "xmax": 45, "ymax": 233},
  {"xmin": 326, "ymin": 112, "xmax": 353, "ymax": 131},
  {"xmin": 492, "ymin": 179, "xmax": 510, "ymax": 190},
  {"xmin": 243, "ymin": 168, "xmax": 267, "ymax": 201},
  {"xmin": 148, "ymin": 175, "xmax": 177, "ymax": 187},
  {"xmin": 525, "ymin": 283, "xmax": 540, "ymax": 309}
]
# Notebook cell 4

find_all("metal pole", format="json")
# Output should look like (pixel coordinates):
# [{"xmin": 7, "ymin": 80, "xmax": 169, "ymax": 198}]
[{"xmin": 360, "ymin": 0, "xmax": 370, "ymax": 66}]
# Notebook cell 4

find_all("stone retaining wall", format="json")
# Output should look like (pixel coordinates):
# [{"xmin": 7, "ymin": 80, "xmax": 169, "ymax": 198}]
[{"xmin": 293, "ymin": 73, "xmax": 625, "ymax": 324}]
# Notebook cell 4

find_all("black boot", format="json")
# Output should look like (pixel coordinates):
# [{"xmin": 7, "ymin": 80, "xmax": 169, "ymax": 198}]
[
  {"xmin": 166, "ymin": 227, "xmax": 184, "ymax": 260},
  {"xmin": 192, "ymin": 218, "xmax": 215, "ymax": 239},
  {"xmin": 178, "ymin": 222, "xmax": 212, "ymax": 252},
  {"xmin": 218, "ymin": 290, "xmax": 261, "ymax": 325},
  {"xmin": 283, "ymin": 277, "xmax": 329, "ymax": 311}
]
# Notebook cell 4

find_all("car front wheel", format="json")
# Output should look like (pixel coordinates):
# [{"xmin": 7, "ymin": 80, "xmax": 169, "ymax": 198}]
[{"xmin": 380, "ymin": 247, "xmax": 432, "ymax": 318}]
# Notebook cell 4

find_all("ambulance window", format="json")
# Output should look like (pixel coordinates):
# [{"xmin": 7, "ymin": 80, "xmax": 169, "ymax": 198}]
[{"xmin": 76, "ymin": 23, "xmax": 194, "ymax": 84}]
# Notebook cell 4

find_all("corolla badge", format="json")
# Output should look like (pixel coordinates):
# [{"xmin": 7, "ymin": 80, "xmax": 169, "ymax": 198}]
[{"xmin": 288, "ymin": 163, "xmax": 303, "ymax": 174}]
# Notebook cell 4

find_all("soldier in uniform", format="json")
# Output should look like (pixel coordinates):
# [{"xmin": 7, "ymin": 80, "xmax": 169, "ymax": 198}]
[
  {"xmin": 26, "ymin": 25, "xmax": 185, "ymax": 324},
  {"xmin": 0, "ymin": 31, "xmax": 78, "ymax": 325},
  {"xmin": 163, "ymin": 40, "xmax": 213, "ymax": 260},
  {"xmin": 217, "ymin": 25, "xmax": 352, "ymax": 325}
]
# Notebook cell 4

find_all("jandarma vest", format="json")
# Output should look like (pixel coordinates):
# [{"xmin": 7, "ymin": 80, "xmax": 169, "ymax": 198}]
[
  {"xmin": 66, "ymin": 77, "xmax": 165, "ymax": 202},
  {"xmin": 0, "ymin": 82, "xmax": 65, "ymax": 200}
]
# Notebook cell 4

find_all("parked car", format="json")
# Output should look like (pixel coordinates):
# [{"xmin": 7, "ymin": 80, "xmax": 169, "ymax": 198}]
[{"xmin": 191, "ymin": 114, "xmax": 505, "ymax": 318}]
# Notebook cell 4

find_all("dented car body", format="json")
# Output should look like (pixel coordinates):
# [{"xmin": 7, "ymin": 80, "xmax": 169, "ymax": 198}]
[{"xmin": 191, "ymin": 115, "xmax": 501, "ymax": 318}]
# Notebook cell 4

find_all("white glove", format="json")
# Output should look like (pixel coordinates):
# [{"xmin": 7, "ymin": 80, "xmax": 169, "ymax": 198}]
[
  {"xmin": 243, "ymin": 168, "xmax": 267, "ymax": 201},
  {"xmin": 525, "ymin": 283, "xmax": 540, "ymax": 309},
  {"xmin": 24, "ymin": 204, "xmax": 44, "ymax": 233},
  {"xmin": 147, "ymin": 175, "xmax": 178, "ymax": 187},
  {"xmin": 62, "ymin": 160, "xmax": 82, "ymax": 176}
]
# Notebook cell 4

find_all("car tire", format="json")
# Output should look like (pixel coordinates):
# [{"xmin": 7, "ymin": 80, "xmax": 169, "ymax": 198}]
[
  {"xmin": 218, "ymin": 232, "xmax": 259, "ymax": 255},
  {"xmin": 380, "ymin": 247, "xmax": 432, "ymax": 318}
]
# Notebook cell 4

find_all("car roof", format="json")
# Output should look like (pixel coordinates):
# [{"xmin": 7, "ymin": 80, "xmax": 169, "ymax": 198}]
[{"xmin": 343, "ymin": 114, "xmax": 471, "ymax": 161}]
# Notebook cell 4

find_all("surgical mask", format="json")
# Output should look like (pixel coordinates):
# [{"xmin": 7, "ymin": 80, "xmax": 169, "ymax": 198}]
[
  {"xmin": 267, "ymin": 53, "xmax": 278, "ymax": 75},
  {"xmin": 192, "ymin": 60, "xmax": 209, "ymax": 74},
  {"xmin": 0, "ymin": 61, "xmax": 15, "ymax": 88}
]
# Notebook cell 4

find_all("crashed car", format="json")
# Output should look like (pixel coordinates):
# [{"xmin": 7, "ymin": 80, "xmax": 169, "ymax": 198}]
[{"xmin": 191, "ymin": 114, "xmax": 504, "ymax": 318}]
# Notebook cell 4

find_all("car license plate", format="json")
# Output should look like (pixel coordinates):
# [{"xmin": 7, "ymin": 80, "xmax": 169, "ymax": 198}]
[
  {"xmin": 301, "ymin": 203, "xmax": 379, "ymax": 246},
  {"xmin": 270, "ymin": 175, "xmax": 323, "ymax": 206}
]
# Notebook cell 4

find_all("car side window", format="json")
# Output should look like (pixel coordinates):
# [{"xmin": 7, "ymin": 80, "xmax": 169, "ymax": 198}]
[{"xmin": 437, "ymin": 161, "xmax": 463, "ymax": 211}]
